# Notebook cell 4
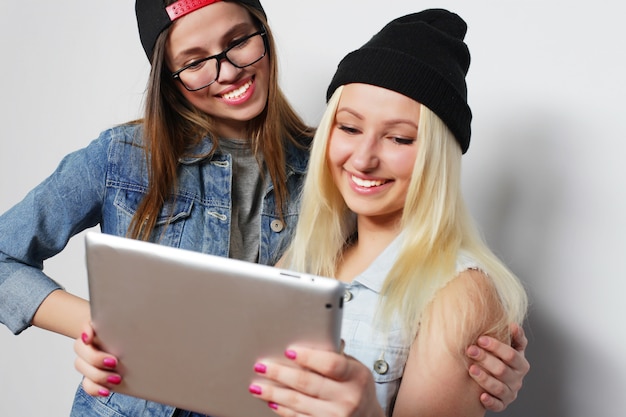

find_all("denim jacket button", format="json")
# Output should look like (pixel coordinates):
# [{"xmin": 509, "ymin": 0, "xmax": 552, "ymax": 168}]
[
  {"xmin": 373, "ymin": 359, "xmax": 389, "ymax": 375},
  {"xmin": 343, "ymin": 290, "xmax": 353, "ymax": 302},
  {"xmin": 270, "ymin": 219, "xmax": 284, "ymax": 232}
]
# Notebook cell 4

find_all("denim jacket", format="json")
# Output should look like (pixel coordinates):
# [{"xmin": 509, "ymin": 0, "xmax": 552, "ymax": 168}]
[{"xmin": 0, "ymin": 123, "xmax": 309, "ymax": 417}]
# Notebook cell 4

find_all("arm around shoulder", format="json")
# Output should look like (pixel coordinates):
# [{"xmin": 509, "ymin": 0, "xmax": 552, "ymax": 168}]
[{"xmin": 392, "ymin": 269, "xmax": 510, "ymax": 417}]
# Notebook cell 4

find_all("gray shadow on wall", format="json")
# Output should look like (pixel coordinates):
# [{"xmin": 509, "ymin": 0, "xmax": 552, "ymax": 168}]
[
  {"xmin": 486, "ymin": 312, "xmax": 569, "ymax": 417},
  {"xmin": 471, "ymin": 110, "xmax": 569, "ymax": 417}
]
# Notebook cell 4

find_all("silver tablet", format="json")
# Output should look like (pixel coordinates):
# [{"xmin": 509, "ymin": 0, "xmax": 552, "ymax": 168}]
[{"xmin": 85, "ymin": 232, "xmax": 344, "ymax": 416}]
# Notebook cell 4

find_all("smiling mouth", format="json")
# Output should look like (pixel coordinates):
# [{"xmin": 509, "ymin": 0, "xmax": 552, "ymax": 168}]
[
  {"xmin": 351, "ymin": 175, "xmax": 388, "ymax": 188},
  {"xmin": 220, "ymin": 79, "xmax": 253, "ymax": 100}
]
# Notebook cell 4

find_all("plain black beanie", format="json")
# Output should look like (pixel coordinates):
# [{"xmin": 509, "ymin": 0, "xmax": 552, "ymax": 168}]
[
  {"xmin": 135, "ymin": 0, "xmax": 266, "ymax": 61},
  {"xmin": 326, "ymin": 9, "xmax": 472, "ymax": 153}
]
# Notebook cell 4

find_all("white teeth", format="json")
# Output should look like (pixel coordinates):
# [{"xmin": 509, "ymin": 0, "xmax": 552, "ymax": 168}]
[
  {"xmin": 221, "ymin": 80, "xmax": 252, "ymax": 100},
  {"xmin": 352, "ymin": 175, "xmax": 385, "ymax": 188}
]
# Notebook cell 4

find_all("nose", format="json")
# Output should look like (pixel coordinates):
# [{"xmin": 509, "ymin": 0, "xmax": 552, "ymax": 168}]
[
  {"xmin": 216, "ymin": 58, "xmax": 242, "ymax": 84},
  {"xmin": 350, "ymin": 135, "xmax": 379, "ymax": 172}
]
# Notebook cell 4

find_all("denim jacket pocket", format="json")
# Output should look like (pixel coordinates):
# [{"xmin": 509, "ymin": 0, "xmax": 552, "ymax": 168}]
[{"xmin": 112, "ymin": 186, "xmax": 194, "ymax": 247}]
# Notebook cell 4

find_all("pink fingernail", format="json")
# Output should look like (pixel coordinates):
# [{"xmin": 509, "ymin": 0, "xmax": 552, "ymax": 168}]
[
  {"xmin": 268, "ymin": 402, "xmax": 278, "ymax": 410},
  {"xmin": 284, "ymin": 349, "xmax": 297, "ymax": 360},
  {"xmin": 98, "ymin": 388, "xmax": 110, "ymax": 397},
  {"xmin": 106, "ymin": 375, "xmax": 122, "ymax": 385},
  {"xmin": 81, "ymin": 333, "xmax": 89, "ymax": 344},
  {"xmin": 249, "ymin": 384, "xmax": 262, "ymax": 395},
  {"xmin": 254, "ymin": 362, "xmax": 267, "ymax": 374},
  {"xmin": 103, "ymin": 357, "xmax": 117, "ymax": 368}
]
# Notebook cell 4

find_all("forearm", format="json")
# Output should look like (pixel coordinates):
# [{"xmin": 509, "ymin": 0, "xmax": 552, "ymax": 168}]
[{"xmin": 31, "ymin": 289, "xmax": 90, "ymax": 339}]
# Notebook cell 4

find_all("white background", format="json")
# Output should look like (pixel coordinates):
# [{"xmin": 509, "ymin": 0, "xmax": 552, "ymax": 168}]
[{"xmin": 1, "ymin": 1, "xmax": 625, "ymax": 416}]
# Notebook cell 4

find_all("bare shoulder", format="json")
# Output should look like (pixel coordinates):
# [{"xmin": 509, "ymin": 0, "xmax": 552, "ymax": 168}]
[
  {"xmin": 440, "ymin": 268, "xmax": 500, "ymax": 307},
  {"xmin": 393, "ymin": 270, "xmax": 495, "ymax": 417},
  {"xmin": 430, "ymin": 268, "xmax": 509, "ymax": 351}
]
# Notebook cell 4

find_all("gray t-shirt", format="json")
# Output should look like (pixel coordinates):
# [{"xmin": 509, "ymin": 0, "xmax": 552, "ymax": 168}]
[{"xmin": 218, "ymin": 138, "xmax": 265, "ymax": 263}]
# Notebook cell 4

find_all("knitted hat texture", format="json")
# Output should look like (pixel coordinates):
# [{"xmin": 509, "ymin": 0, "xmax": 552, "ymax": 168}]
[{"xmin": 327, "ymin": 9, "xmax": 472, "ymax": 153}]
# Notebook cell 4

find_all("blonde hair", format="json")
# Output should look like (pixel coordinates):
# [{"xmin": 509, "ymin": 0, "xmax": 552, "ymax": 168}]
[{"xmin": 284, "ymin": 86, "xmax": 527, "ymax": 349}]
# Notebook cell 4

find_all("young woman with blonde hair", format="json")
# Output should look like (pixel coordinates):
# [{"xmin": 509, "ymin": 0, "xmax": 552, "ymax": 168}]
[{"xmin": 248, "ymin": 9, "xmax": 529, "ymax": 417}]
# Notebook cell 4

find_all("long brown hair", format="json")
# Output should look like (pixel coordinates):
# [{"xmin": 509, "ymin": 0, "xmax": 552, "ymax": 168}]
[{"xmin": 128, "ymin": 2, "xmax": 313, "ymax": 240}]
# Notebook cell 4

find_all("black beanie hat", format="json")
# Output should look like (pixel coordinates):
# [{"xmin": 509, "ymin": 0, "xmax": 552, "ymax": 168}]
[
  {"xmin": 136, "ymin": 0, "xmax": 266, "ymax": 61},
  {"xmin": 326, "ymin": 9, "xmax": 472, "ymax": 153}
]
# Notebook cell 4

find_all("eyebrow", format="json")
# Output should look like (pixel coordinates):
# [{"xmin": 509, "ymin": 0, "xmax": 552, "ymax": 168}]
[
  {"xmin": 170, "ymin": 21, "xmax": 256, "ymax": 65},
  {"xmin": 336, "ymin": 107, "xmax": 419, "ymax": 129}
]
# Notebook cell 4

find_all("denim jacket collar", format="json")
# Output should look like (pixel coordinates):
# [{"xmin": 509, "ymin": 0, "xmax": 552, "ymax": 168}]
[
  {"xmin": 179, "ymin": 135, "xmax": 310, "ymax": 175},
  {"xmin": 352, "ymin": 233, "xmax": 403, "ymax": 293},
  {"xmin": 178, "ymin": 136, "xmax": 218, "ymax": 165}
]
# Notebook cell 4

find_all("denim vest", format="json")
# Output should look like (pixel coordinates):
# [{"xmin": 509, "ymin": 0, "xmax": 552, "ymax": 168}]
[
  {"xmin": 0, "ymin": 123, "xmax": 310, "ymax": 417},
  {"xmin": 341, "ymin": 235, "xmax": 481, "ymax": 416}
]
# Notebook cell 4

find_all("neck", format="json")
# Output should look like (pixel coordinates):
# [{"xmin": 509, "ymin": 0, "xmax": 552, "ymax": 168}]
[
  {"xmin": 355, "ymin": 214, "xmax": 402, "ymax": 251},
  {"xmin": 335, "ymin": 215, "xmax": 402, "ymax": 283}
]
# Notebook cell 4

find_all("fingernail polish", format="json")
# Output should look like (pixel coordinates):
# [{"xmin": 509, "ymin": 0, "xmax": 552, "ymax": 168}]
[
  {"xmin": 254, "ymin": 363, "xmax": 267, "ymax": 374},
  {"xmin": 103, "ymin": 357, "xmax": 117, "ymax": 368},
  {"xmin": 81, "ymin": 333, "xmax": 89, "ymax": 344},
  {"xmin": 98, "ymin": 388, "xmax": 110, "ymax": 397},
  {"xmin": 107, "ymin": 375, "xmax": 122, "ymax": 385},
  {"xmin": 285, "ymin": 349, "xmax": 297, "ymax": 360},
  {"xmin": 248, "ymin": 384, "xmax": 262, "ymax": 395},
  {"xmin": 268, "ymin": 402, "xmax": 278, "ymax": 410}
]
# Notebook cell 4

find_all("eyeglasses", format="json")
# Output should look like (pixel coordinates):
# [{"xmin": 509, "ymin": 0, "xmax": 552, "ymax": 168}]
[{"xmin": 171, "ymin": 29, "xmax": 267, "ymax": 92}]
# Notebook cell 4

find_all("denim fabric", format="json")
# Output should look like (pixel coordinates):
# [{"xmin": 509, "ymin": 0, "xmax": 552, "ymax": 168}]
[
  {"xmin": 0, "ymin": 123, "xmax": 309, "ymax": 416},
  {"xmin": 340, "ymin": 235, "xmax": 480, "ymax": 416},
  {"xmin": 340, "ymin": 236, "xmax": 410, "ymax": 416},
  {"xmin": 71, "ymin": 384, "xmax": 221, "ymax": 417},
  {"xmin": 71, "ymin": 386, "xmax": 176, "ymax": 417}
]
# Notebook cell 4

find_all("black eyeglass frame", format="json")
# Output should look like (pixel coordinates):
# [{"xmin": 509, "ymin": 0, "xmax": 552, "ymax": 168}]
[{"xmin": 171, "ymin": 27, "xmax": 268, "ymax": 92}]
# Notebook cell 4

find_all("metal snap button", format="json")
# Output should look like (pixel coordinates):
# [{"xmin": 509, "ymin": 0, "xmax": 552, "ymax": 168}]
[
  {"xmin": 270, "ymin": 219, "xmax": 284, "ymax": 232},
  {"xmin": 343, "ymin": 290, "xmax": 353, "ymax": 302},
  {"xmin": 373, "ymin": 359, "xmax": 389, "ymax": 375}
]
